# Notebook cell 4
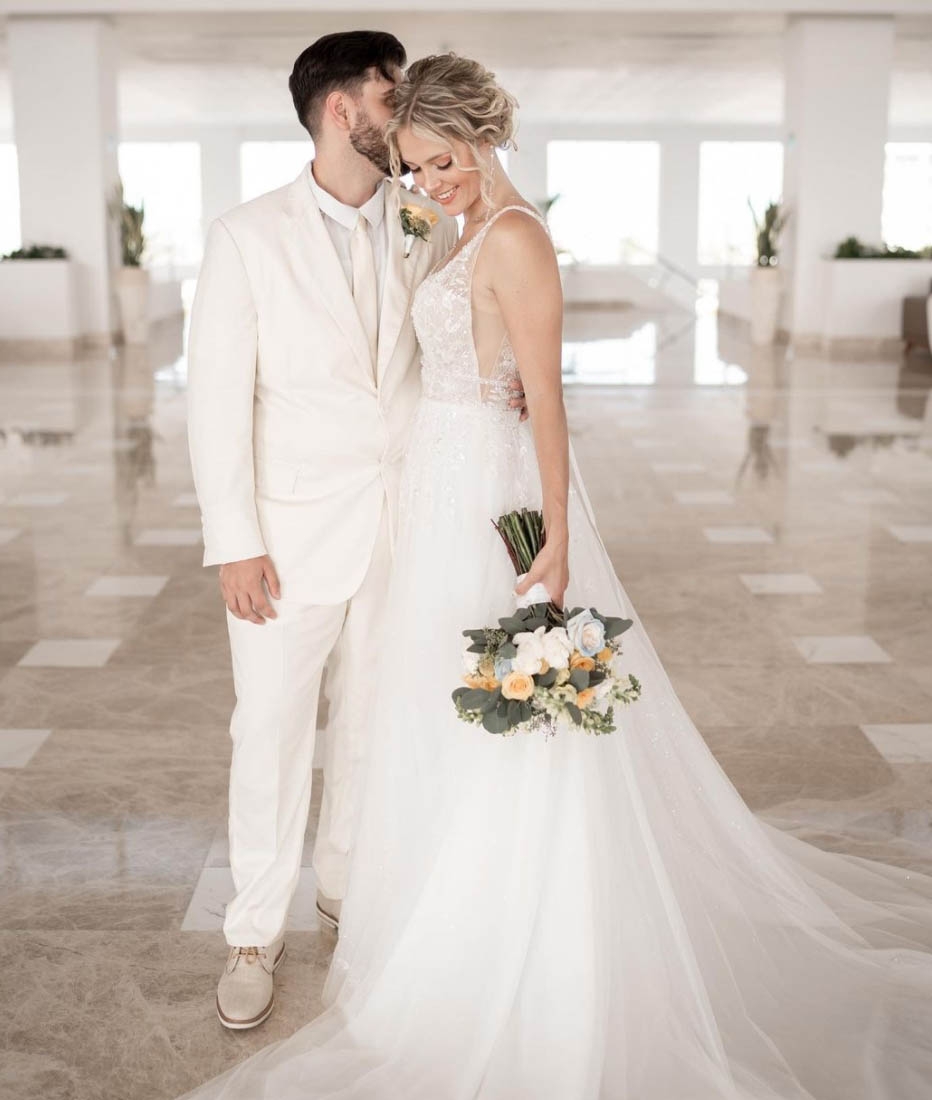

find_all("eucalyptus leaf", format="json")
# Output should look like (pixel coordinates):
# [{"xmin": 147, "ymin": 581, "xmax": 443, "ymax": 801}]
[
  {"xmin": 569, "ymin": 668, "xmax": 590, "ymax": 691},
  {"xmin": 480, "ymin": 689, "xmax": 503, "ymax": 714},
  {"xmin": 565, "ymin": 703, "xmax": 582, "ymax": 724},
  {"xmin": 498, "ymin": 642, "xmax": 518, "ymax": 659},
  {"xmin": 461, "ymin": 689, "xmax": 492, "ymax": 710},
  {"xmin": 604, "ymin": 617, "xmax": 633, "ymax": 639},
  {"xmin": 482, "ymin": 709, "xmax": 510, "ymax": 734},
  {"xmin": 536, "ymin": 668, "xmax": 558, "ymax": 688}
]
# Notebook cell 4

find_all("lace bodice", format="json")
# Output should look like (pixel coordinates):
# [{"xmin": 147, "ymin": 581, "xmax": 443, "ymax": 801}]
[{"xmin": 411, "ymin": 205, "xmax": 551, "ymax": 409}]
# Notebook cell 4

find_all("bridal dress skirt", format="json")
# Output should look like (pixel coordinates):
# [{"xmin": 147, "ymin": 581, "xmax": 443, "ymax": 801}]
[{"xmin": 182, "ymin": 398, "xmax": 932, "ymax": 1100}]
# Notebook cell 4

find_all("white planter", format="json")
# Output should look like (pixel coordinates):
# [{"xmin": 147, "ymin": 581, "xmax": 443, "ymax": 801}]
[
  {"xmin": 0, "ymin": 259, "xmax": 78, "ymax": 343},
  {"xmin": 821, "ymin": 259, "xmax": 932, "ymax": 342},
  {"xmin": 115, "ymin": 266, "xmax": 151, "ymax": 344},
  {"xmin": 749, "ymin": 265, "xmax": 782, "ymax": 345}
]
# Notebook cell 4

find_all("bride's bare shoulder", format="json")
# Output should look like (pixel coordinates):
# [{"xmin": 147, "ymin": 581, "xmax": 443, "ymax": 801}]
[{"xmin": 483, "ymin": 206, "xmax": 559, "ymax": 288}]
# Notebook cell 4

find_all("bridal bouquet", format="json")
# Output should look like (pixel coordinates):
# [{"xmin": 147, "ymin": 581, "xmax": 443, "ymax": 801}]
[{"xmin": 453, "ymin": 509, "xmax": 642, "ymax": 736}]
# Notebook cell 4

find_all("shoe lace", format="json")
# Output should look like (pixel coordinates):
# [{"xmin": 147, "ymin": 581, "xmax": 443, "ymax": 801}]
[{"xmin": 232, "ymin": 945, "xmax": 263, "ymax": 966}]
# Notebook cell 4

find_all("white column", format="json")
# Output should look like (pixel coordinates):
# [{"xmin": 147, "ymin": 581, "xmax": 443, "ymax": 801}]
[
  {"xmin": 658, "ymin": 136, "xmax": 700, "ymax": 278},
  {"xmin": 781, "ymin": 16, "xmax": 894, "ymax": 343},
  {"xmin": 200, "ymin": 128, "xmax": 243, "ymax": 232},
  {"xmin": 508, "ymin": 127, "xmax": 550, "ymax": 208},
  {"xmin": 10, "ymin": 16, "xmax": 121, "ymax": 345}
]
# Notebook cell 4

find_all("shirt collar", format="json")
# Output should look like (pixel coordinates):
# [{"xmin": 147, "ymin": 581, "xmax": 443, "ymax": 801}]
[{"xmin": 308, "ymin": 162, "xmax": 386, "ymax": 230}]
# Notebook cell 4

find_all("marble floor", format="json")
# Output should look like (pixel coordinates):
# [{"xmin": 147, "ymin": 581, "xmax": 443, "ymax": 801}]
[{"xmin": 1, "ymin": 308, "xmax": 932, "ymax": 1099}]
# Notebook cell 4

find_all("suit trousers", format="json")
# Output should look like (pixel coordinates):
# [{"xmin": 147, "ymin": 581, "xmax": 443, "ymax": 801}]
[{"xmin": 222, "ymin": 505, "xmax": 393, "ymax": 947}]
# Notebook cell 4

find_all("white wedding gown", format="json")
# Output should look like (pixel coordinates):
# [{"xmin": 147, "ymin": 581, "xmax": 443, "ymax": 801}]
[{"xmin": 182, "ymin": 206, "xmax": 932, "ymax": 1100}]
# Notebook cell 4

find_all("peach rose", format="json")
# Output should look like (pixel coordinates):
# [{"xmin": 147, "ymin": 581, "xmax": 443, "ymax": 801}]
[
  {"xmin": 570, "ymin": 652, "xmax": 596, "ymax": 672},
  {"xmin": 501, "ymin": 671, "xmax": 535, "ymax": 701},
  {"xmin": 576, "ymin": 688, "xmax": 597, "ymax": 709},
  {"xmin": 463, "ymin": 674, "xmax": 499, "ymax": 692},
  {"xmin": 596, "ymin": 646, "xmax": 614, "ymax": 664}
]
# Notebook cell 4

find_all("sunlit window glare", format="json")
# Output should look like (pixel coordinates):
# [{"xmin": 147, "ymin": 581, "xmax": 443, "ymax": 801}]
[
  {"xmin": 118, "ymin": 142, "xmax": 203, "ymax": 272},
  {"xmin": 697, "ymin": 142, "xmax": 784, "ymax": 267},
  {"xmin": 547, "ymin": 141, "xmax": 660, "ymax": 265}
]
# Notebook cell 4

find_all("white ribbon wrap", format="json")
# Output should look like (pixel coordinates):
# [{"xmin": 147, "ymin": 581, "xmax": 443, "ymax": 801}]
[{"xmin": 514, "ymin": 574, "xmax": 552, "ymax": 609}]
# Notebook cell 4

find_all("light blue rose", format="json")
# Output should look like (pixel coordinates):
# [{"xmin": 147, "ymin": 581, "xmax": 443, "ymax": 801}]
[
  {"xmin": 494, "ymin": 655, "xmax": 515, "ymax": 681},
  {"xmin": 566, "ymin": 610, "xmax": 606, "ymax": 657}
]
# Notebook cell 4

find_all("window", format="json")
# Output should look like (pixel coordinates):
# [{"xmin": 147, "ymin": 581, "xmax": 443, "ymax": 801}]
[
  {"xmin": 118, "ymin": 142, "xmax": 203, "ymax": 270},
  {"xmin": 240, "ymin": 141, "xmax": 315, "ymax": 203},
  {"xmin": 883, "ymin": 143, "xmax": 932, "ymax": 251},
  {"xmin": 547, "ymin": 141, "xmax": 660, "ymax": 265},
  {"xmin": 697, "ymin": 142, "xmax": 784, "ymax": 267},
  {"xmin": 0, "ymin": 145, "xmax": 20, "ymax": 256}
]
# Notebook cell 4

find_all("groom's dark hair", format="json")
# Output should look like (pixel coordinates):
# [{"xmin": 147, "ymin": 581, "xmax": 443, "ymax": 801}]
[{"xmin": 289, "ymin": 31, "xmax": 407, "ymax": 140}]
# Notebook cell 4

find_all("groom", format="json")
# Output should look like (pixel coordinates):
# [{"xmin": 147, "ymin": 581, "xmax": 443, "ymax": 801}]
[{"xmin": 187, "ymin": 31, "xmax": 461, "ymax": 1031}]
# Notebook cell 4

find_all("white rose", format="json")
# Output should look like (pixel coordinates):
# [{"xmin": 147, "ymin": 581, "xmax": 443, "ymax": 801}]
[
  {"xmin": 513, "ymin": 626, "xmax": 547, "ymax": 675},
  {"xmin": 566, "ymin": 610, "xmax": 606, "ymax": 658},
  {"xmin": 541, "ymin": 627, "xmax": 572, "ymax": 670}
]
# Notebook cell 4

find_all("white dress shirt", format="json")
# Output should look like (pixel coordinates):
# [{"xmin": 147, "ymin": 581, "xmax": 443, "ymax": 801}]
[{"xmin": 308, "ymin": 163, "xmax": 389, "ymax": 311}]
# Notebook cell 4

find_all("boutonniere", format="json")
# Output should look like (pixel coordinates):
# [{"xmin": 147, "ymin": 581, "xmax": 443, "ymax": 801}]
[{"xmin": 400, "ymin": 204, "xmax": 439, "ymax": 259}]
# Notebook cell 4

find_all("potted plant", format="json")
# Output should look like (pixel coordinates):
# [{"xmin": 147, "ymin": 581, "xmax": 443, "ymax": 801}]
[
  {"xmin": 109, "ymin": 183, "xmax": 149, "ymax": 343},
  {"xmin": 2, "ymin": 244, "xmax": 69, "ymax": 260},
  {"xmin": 748, "ymin": 199, "xmax": 787, "ymax": 345}
]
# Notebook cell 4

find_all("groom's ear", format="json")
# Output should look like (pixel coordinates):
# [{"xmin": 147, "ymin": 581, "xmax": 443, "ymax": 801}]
[{"xmin": 324, "ymin": 89, "xmax": 352, "ymax": 133}]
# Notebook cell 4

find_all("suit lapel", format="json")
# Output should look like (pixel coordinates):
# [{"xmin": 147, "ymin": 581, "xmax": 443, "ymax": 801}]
[
  {"xmin": 377, "ymin": 187, "xmax": 428, "ymax": 388},
  {"xmin": 287, "ymin": 166, "xmax": 375, "ymax": 387}
]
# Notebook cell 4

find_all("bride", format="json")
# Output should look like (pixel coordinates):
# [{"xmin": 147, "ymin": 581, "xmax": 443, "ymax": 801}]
[{"xmin": 182, "ymin": 54, "xmax": 932, "ymax": 1100}]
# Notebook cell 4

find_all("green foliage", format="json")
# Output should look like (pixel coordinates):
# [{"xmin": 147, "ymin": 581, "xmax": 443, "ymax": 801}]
[
  {"xmin": 400, "ymin": 207, "xmax": 433, "ymax": 240},
  {"xmin": 834, "ymin": 236, "xmax": 932, "ymax": 260},
  {"xmin": 2, "ymin": 244, "xmax": 68, "ymax": 260},
  {"xmin": 569, "ymin": 668, "xmax": 590, "ymax": 691},
  {"xmin": 748, "ymin": 199, "xmax": 787, "ymax": 267},
  {"xmin": 108, "ymin": 182, "xmax": 146, "ymax": 267}
]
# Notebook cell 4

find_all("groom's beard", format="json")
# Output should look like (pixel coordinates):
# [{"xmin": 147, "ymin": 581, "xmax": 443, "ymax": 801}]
[{"xmin": 349, "ymin": 110, "xmax": 391, "ymax": 177}]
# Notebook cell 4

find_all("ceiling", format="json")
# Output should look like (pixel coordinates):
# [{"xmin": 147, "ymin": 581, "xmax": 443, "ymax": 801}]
[{"xmin": 0, "ymin": 10, "xmax": 930, "ymax": 131}]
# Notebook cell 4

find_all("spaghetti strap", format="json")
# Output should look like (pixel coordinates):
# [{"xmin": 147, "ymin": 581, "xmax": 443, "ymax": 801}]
[{"xmin": 465, "ymin": 204, "xmax": 552, "ymax": 283}]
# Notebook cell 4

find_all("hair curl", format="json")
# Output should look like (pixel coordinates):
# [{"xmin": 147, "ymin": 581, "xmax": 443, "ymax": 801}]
[{"xmin": 386, "ymin": 54, "xmax": 518, "ymax": 210}]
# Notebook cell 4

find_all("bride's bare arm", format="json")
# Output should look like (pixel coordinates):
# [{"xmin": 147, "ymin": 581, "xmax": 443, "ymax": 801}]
[{"xmin": 485, "ymin": 211, "xmax": 569, "ymax": 605}]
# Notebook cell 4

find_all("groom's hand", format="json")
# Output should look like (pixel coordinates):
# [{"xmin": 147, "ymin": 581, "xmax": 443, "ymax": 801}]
[
  {"xmin": 508, "ymin": 376, "xmax": 529, "ymax": 422},
  {"xmin": 219, "ymin": 555, "xmax": 281, "ymax": 624}
]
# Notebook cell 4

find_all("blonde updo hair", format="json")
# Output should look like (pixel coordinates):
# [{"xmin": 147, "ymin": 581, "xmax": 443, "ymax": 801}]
[{"xmin": 386, "ymin": 54, "xmax": 518, "ymax": 210}]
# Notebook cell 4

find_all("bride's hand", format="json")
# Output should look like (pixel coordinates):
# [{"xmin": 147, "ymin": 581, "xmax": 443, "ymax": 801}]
[{"xmin": 515, "ymin": 539, "xmax": 569, "ymax": 609}]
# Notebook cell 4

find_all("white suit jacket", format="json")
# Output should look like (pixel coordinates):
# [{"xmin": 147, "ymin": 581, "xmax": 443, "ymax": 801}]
[{"xmin": 186, "ymin": 166, "xmax": 457, "ymax": 604}]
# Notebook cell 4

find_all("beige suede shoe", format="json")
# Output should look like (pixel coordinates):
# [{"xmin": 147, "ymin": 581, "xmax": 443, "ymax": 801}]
[
  {"xmin": 316, "ymin": 891, "xmax": 342, "ymax": 931},
  {"xmin": 216, "ymin": 937, "xmax": 285, "ymax": 1030}
]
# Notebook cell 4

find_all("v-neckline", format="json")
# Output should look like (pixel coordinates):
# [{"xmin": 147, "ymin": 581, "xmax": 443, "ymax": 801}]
[
  {"xmin": 428, "ymin": 230, "xmax": 485, "ymax": 281},
  {"xmin": 427, "ymin": 203, "xmax": 546, "ymax": 282}
]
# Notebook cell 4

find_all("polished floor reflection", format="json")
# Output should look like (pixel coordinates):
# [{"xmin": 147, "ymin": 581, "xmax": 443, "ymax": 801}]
[{"xmin": 1, "ymin": 308, "xmax": 931, "ymax": 1099}]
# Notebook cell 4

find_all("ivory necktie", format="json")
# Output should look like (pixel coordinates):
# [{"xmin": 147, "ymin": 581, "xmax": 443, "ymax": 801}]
[{"xmin": 350, "ymin": 214, "xmax": 379, "ymax": 376}]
